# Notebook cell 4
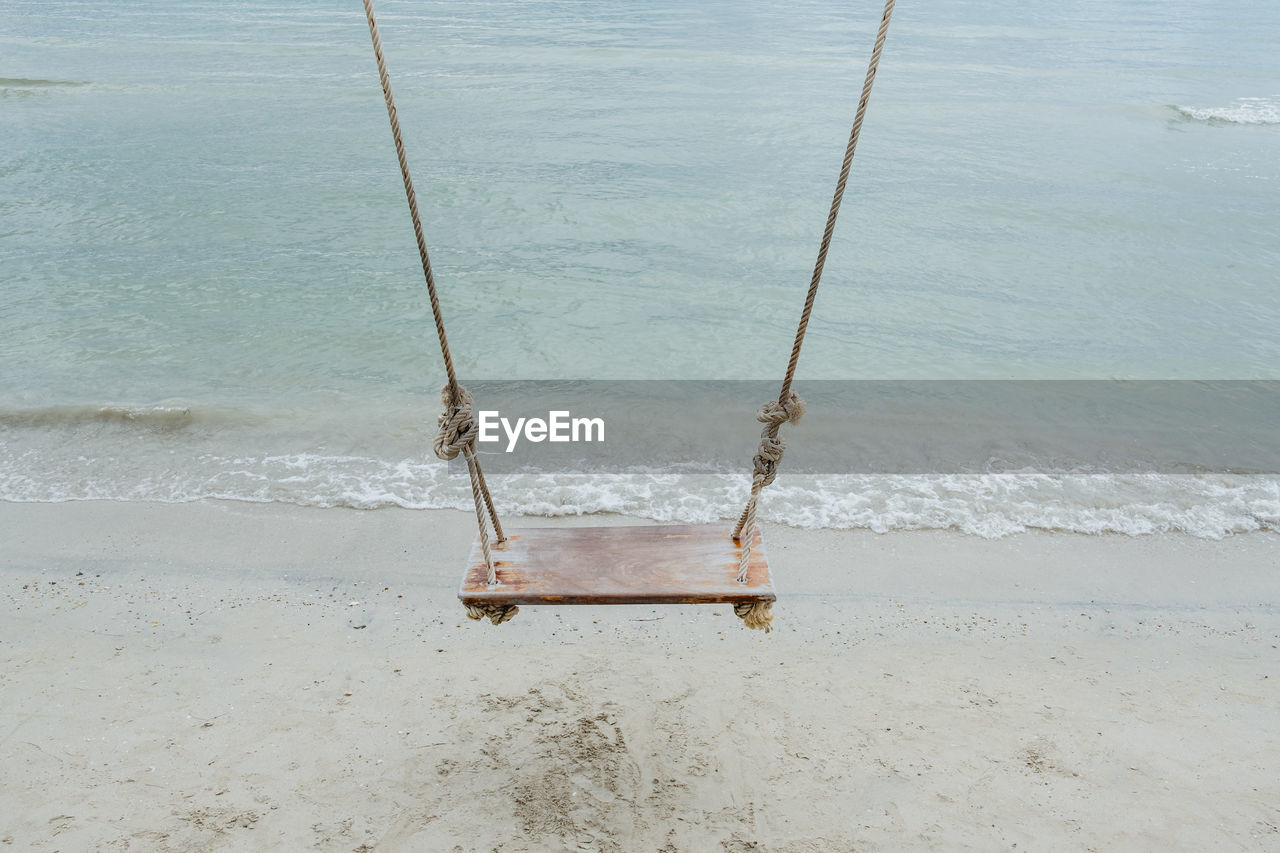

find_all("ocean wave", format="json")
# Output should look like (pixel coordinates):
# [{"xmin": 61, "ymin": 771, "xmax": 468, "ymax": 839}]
[
  {"xmin": 0, "ymin": 78, "xmax": 87, "ymax": 99},
  {"xmin": 1172, "ymin": 97, "xmax": 1280, "ymax": 125},
  {"xmin": 2, "ymin": 448, "xmax": 1276, "ymax": 539},
  {"xmin": 0, "ymin": 403, "xmax": 203, "ymax": 432},
  {"xmin": 0, "ymin": 77, "xmax": 86, "ymax": 88},
  {"xmin": 0, "ymin": 404, "xmax": 281, "ymax": 435}
]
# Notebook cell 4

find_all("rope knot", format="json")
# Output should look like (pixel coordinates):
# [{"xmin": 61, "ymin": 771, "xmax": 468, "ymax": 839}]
[
  {"xmin": 752, "ymin": 435, "xmax": 785, "ymax": 488},
  {"xmin": 750, "ymin": 392, "xmax": 805, "ymax": 488},
  {"xmin": 433, "ymin": 383, "xmax": 476, "ymax": 461},
  {"xmin": 757, "ymin": 392, "xmax": 806, "ymax": 427}
]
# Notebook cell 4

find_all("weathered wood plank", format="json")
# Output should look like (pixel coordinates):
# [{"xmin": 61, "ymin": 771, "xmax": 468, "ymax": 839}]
[{"xmin": 458, "ymin": 524, "xmax": 774, "ymax": 606}]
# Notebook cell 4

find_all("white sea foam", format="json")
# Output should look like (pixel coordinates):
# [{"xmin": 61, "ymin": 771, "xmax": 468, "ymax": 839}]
[
  {"xmin": 3, "ymin": 447, "xmax": 1277, "ymax": 539},
  {"xmin": 1174, "ymin": 97, "xmax": 1280, "ymax": 125}
]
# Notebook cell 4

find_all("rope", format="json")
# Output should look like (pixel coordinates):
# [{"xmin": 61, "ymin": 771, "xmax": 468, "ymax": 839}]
[
  {"xmin": 363, "ymin": 0, "xmax": 508, "ymax": 602},
  {"xmin": 363, "ymin": 0, "xmax": 459, "ymax": 398},
  {"xmin": 466, "ymin": 601, "xmax": 520, "ymax": 625},
  {"xmin": 735, "ymin": 601, "xmax": 774, "ymax": 632},
  {"xmin": 732, "ymin": 0, "xmax": 896, "ymax": 631},
  {"xmin": 732, "ymin": 392, "xmax": 806, "ymax": 581},
  {"xmin": 435, "ymin": 384, "xmax": 505, "ymax": 547}
]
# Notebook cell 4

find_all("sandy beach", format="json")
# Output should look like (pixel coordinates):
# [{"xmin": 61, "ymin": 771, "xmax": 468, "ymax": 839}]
[
  {"xmin": 6, "ymin": 1, "xmax": 1280, "ymax": 850},
  {"xmin": 1, "ymin": 500, "xmax": 1276, "ymax": 851}
]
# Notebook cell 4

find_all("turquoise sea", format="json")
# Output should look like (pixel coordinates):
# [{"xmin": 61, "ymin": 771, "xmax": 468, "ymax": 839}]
[{"xmin": 2, "ymin": 1, "xmax": 1278, "ymax": 535}]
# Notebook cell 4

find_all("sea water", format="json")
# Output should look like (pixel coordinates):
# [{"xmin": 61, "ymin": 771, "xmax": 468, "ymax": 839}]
[{"xmin": 2, "ymin": 0, "xmax": 1278, "ymax": 536}]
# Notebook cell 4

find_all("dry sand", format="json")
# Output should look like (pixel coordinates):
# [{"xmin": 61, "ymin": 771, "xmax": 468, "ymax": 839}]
[{"xmin": 2, "ymin": 500, "xmax": 1278, "ymax": 851}]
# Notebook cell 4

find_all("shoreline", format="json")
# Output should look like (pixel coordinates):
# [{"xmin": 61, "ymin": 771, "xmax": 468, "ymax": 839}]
[
  {"xmin": 5, "ymin": 498, "xmax": 1278, "ymax": 605},
  {"xmin": 2, "ymin": 500, "xmax": 1278, "ymax": 850}
]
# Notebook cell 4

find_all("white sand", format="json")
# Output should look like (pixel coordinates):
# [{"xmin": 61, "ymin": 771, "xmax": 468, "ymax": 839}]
[{"xmin": 2, "ymin": 500, "xmax": 1278, "ymax": 851}]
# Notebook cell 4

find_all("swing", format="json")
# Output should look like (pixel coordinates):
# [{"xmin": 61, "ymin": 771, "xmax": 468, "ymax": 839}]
[{"xmin": 361, "ymin": 0, "xmax": 897, "ymax": 631}]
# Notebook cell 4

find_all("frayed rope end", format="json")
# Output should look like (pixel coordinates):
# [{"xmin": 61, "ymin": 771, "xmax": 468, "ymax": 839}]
[
  {"xmin": 465, "ymin": 603, "xmax": 519, "ymax": 625},
  {"xmin": 733, "ymin": 600, "xmax": 774, "ymax": 633}
]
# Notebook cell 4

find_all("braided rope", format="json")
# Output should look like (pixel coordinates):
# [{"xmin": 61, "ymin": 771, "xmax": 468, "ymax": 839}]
[
  {"xmin": 363, "ymin": 0, "xmax": 459, "ymax": 396},
  {"xmin": 364, "ymin": 0, "xmax": 507, "ymax": 603},
  {"xmin": 731, "ymin": 0, "xmax": 896, "ymax": 629},
  {"xmin": 733, "ymin": 393, "xmax": 805, "ymax": 584}
]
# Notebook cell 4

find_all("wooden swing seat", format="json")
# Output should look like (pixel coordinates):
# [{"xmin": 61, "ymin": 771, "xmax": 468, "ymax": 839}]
[{"xmin": 458, "ymin": 524, "xmax": 774, "ymax": 608}]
